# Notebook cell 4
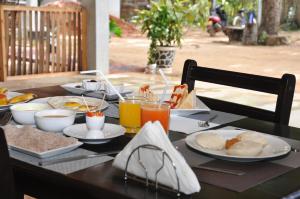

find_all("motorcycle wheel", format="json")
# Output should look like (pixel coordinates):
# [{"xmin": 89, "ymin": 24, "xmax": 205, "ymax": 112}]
[
  {"xmin": 206, "ymin": 25, "xmax": 216, "ymax": 37},
  {"xmin": 208, "ymin": 28, "xmax": 216, "ymax": 37}
]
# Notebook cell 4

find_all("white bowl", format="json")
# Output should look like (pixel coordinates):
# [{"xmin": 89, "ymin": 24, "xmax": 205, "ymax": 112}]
[
  {"xmin": 82, "ymin": 79, "xmax": 102, "ymax": 91},
  {"xmin": 34, "ymin": 109, "xmax": 76, "ymax": 132},
  {"xmin": 10, "ymin": 103, "xmax": 52, "ymax": 125}
]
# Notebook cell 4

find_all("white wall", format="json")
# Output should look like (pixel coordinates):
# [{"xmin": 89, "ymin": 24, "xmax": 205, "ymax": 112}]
[
  {"xmin": 109, "ymin": 0, "xmax": 121, "ymax": 18},
  {"xmin": 26, "ymin": 0, "xmax": 38, "ymax": 6}
]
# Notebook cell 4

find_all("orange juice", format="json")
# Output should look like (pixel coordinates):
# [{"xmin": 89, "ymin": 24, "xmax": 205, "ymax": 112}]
[
  {"xmin": 119, "ymin": 98, "xmax": 141, "ymax": 134},
  {"xmin": 141, "ymin": 103, "xmax": 170, "ymax": 133}
]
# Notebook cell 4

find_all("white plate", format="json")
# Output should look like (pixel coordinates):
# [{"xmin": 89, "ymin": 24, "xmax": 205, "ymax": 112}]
[
  {"xmin": 185, "ymin": 130, "xmax": 291, "ymax": 162},
  {"xmin": 0, "ymin": 92, "xmax": 27, "ymax": 110},
  {"xmin": 32, "ymin": 96, "xmax": 109, "ymax": 114},
  {"xmin": 61, "ymin": 83, "xmax": 132, "ymax": 100},
  {"xmin": 159, "ymin": 93, "xmax": 210, "ymax": 116},
  {"xmin": 171, "ymin": 98, "xmax": 210, "ymax": 116},
  {"xmin": 9, "ymin": 141, "xmax": 83, "ymax": 159},
  {"xmin": 63, "ymin": 123, "xmax": 125, "ymax": 144}
]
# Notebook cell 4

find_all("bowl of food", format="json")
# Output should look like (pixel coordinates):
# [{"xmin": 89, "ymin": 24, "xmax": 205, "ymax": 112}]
[
  {"xmin": 34, "ymin": 109, "xmax": 76, "ymax": 132},
  {"xmin": 10, "ymin": 103, "xmax": 51, "ymax": 125}
]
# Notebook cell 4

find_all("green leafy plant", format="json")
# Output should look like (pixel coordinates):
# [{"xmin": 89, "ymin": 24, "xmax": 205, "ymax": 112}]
[
  {"xmin": 110, "ymin": 19, "xmax": 123, "ymax": 37},
  {"xmin": 258, "ymin": 31, "xmax": 268, "ymax": 45},
  {"xmin": 133, "ymin": 0, "xmax": 210, "ymax": 64}
]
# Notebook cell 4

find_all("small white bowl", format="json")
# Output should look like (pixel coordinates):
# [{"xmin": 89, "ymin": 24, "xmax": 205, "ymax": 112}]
[
  {"xmin": 10, "ymin": 103, "xmax": 52, "ymax": 125},
  {"xmin": 82, "ymin": 79, "xmax": 102, "ymax": 91},
  {"xmin": 34, "ymin": 109, "xmax": 76, "ymax": 132}
]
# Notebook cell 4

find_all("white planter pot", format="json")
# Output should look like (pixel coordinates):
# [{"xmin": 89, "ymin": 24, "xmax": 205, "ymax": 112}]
[
  {"xmin": 145, "ymin": 63, "xmax": 157, "ymax": 74},
  {"xmin": 156, "ymin": 46, "xmax": 176, "ymax": 73}
]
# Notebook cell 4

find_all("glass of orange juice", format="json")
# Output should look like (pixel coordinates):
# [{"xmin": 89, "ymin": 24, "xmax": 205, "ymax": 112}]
[
  {"xmin": 119, "ymin": 96, "xmax": 142, "ymax": 134},
  {"xmin": 141, "ymin": 102, "xmax": 170, "ymax": 133}
]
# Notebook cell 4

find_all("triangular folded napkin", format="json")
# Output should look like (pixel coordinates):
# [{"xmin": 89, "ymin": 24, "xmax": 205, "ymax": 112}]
[{"xmin": 113, "ymin": 121, "xmax": 200, "ymax": 195}]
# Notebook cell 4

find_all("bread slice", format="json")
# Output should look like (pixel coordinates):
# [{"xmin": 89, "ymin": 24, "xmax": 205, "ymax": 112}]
[
  {"xmin": 169, "ymin": 84, "xmax": 188, "ymax": 108},
  {"xmin": 177, "ymin": 90, "xmax": 196, "ymax": 109}
]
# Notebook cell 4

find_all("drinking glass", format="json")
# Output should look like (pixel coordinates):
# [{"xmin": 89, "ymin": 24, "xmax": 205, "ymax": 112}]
[
  {"xmin": 141, "ymin": 102, "xmax": 170, "ymax": 133},
  {"xmin": 119, "ymin": 96, "xmax": 142, "ymax": 134}
]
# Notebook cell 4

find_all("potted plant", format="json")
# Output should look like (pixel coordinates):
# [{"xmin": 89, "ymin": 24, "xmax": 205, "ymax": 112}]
[{"xmin": 133, "ymin": 0, "xmax": 210, "ymax": 73}]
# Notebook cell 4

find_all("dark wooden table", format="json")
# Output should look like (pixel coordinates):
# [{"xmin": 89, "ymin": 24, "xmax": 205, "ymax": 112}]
[{"xmin": 11, "ymin": 86, "xmax": 300, "ymax": 199}]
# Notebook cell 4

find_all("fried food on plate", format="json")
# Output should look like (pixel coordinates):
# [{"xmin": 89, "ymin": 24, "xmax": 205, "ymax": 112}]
[
  {"xmin": 0, "ymin": 87, "xmax": 8, "ymax": 94},
  {"xmin": 226, "ymin": 140, "xmax": 264, "ymax": 156},
  {"xmin": 8, "ymin": 93, "xmax": 36, "ymax": 104},
  {"xmin": 225, "ymin": 137, "xmax": 240, "ymax": 149},
  {"xmin": 196, "ymin": 133, "xmax": 226, "ymax": 150},
  {"xmin": 0, "ymin": 94, "xmax": 8, "ymax": 105},
  {"xmin": 63, "ymin": 101, "xmax": 81, "ymax": 109},
  {"xmin": 237, "ymin": 131, "xmax": 268, "ymax": 146}
]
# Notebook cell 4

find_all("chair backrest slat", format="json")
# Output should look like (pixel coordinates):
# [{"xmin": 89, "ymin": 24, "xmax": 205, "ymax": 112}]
[{"xmin": 181, "ymin": 59, "xmax": 296, "ymax": 125}]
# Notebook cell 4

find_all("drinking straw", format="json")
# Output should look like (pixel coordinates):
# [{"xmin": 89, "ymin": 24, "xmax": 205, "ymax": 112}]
[
  {"xmin": 158, "ymin": 69, "xmax": 169, "ymax": 105},
  {"xmin": 81, "ymin": 70, "xmax": 125, "ymax": 101},
  {"xmin": 100, "ymin": 93, "xmax": 106, "ymax": 110},
  {"xmin": 81, "ymin": 95, "xmax": 90, "ymax": 112}
]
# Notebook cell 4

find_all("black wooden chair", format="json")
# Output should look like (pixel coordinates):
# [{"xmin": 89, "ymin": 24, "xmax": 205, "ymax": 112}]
[
  {"xmin": 0, "ymin": 128, "xmax": 16, "ymax": 199},
  {"xmin": 181, "ymin": 59, "xmax": 296, "ymax": 125}
]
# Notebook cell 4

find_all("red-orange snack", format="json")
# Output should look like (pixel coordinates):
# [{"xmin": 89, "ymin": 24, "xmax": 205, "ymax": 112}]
[
  {"xmin": 225, "ymin": 138, "xmax": 240, "ymax": 149},
  {"xmin": 169, "ymin": 84, "xmax": 188, "ymax": 109},
  {"xmin": 86, "ymin": 111, "xmax": 104, "ymax": 117},
  {"xmin": 139, "ymin": 85, "xmax": 150, "ymax": 93},
  {"xmin": 0, "ymin": 94, "xmax": 8, "ymax": 105}
]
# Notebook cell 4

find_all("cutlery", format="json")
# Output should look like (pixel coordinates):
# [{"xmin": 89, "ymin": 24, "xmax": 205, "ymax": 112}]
[
  {"xmin": 0, "ymin": 112, "xmax": 12, "ymax": 126},
  {"xmin": 190, "ymin": 111, "xmax": 210, "ymax": 115},
  {"xmin": 193, "ymin": 165, "xmax": 246, "ymax": 176},
  {"xmin": 198, "ymin": 114, "xmax": 218, "ymax": 127},
  {"xmin": 38, "ymin": 150, "xmax": 121, "ymax": 166}
]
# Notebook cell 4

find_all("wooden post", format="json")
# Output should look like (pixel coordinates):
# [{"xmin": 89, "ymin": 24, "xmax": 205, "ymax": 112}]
[
  {"xmin": 0, "ymin": 6, "xmax": 7, "ymax": 81},
  {"xmin": 81, "ymin": 8, "xmax": 88, "ymax": 71}
]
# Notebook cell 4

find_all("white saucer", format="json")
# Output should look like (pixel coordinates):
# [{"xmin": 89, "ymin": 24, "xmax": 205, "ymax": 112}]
[{"xmin": 63, "ymin": 123, "xmax": 125, "ymax": 144}]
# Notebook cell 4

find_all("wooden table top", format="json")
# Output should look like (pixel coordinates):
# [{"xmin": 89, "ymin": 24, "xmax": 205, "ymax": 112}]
[{"xmin": 11, "ymin": 86, "xmax": 300, "ymax": 199}]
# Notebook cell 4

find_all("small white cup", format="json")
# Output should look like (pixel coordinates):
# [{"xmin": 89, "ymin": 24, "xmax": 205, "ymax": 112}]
[
  {"xmin": 82, "ymin": 80, "xmax": 102, "ymax": 91},
  {"xmin": 85, "ymin": 114, "xmax": 105, "ymax": 139},
  {"xmin": 104, "ymin": 83, "xmax": 124, "ymax": 95}
]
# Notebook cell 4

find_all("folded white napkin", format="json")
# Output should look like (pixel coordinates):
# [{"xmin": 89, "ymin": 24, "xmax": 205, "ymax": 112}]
[{"xmin": 113, "ymin": 121, "xmax": 200, "ymax": 195}]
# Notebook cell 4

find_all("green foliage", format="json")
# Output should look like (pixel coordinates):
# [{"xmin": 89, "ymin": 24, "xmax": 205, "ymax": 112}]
[
  {"xmin": 133, "ymin": 0, "xmax": 210, "ymax": 64},
  {"xmin": 110, "ymin": 19, "xmax": 123, "ymax": 37},
  {"xmin": 258, "ymin": 31, "xmax": 268, "ymax": 45},
  {"xmin": 217, "ymin": 0, "xmax": 257, "ymax": 24}
]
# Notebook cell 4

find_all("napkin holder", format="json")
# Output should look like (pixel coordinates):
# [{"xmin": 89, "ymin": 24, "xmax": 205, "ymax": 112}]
[{"xmin": 124, "ymin": 144, "xmax": 181, "ymax": 197}]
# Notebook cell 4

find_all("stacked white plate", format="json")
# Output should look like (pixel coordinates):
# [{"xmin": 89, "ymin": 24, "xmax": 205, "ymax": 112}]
[{"xmin": 63, "ymin": 123, "xmax": 126, "ymax": 144}]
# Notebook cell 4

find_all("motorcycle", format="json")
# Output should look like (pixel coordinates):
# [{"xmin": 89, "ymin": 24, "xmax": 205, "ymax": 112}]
[{"xmin": 207, "ymin": 5, "xmax": 228, "ymax": 36}]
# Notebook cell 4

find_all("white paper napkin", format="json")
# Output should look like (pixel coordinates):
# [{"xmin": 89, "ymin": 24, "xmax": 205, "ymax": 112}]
[
  {"xmin": 170, "ymin": 115, "xmax": 218, "ymax": 134},
  {"xmin": 113, "ymin": 121, "xmax": 200, "ymax": 195}
]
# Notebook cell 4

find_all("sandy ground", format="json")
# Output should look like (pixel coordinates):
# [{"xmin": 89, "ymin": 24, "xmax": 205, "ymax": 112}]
[{"xmin": 110, "ymin": 30, "xmax": 300, "ymax": 89}]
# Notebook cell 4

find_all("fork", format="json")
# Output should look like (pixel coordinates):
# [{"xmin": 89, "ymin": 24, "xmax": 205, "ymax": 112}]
[
  {"xmin": 198, "ymin": 114, "xmax": 218, "ymax": 127},
  {"xmin": 0, "ymin": 112, "xmax": 12, "ymax": 126}
]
